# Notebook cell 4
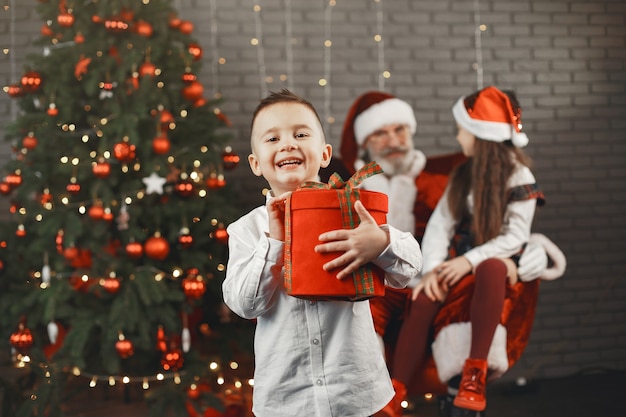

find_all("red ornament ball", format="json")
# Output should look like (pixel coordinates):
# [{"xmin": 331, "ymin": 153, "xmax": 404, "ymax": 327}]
[
  {"xmin": 161, "ymin": 348, "xmax": 184, "ymax": 371},
  {"xmin": 145, "ymin": 236, "xmax": 170, "ymax": 260},
  {"xmin": 40, "ymin": 191, "xmax": 53, "ymax": 205},
  {"xmin": 174, "ymin": 180, "xmax": 194, "ymax": 197},
  {"xmin": 15, "ymin": 226, "xmax": 26, "ymax": 238},
  {"xmin": 187, "ymin": 43, "xmax": 203, "ymax": 60},
  {"xmin": 102, "ymin": 277, "xmax": 121, "ymax": 294},
  {"xmin": 88, "ymin": 205, "xmax": 105, "ymax": 220},
  {"xmin": 181, "ymin": 72, "xmax": 197, "ymax": 84},
  {"xmin": 139, "ymin": 62, "xmax": 157, "ymax": 78},
  {"xmin": 160, "ymin": 110, "xmax": 175, "ymax": 126},
  {"xmin": 205, "ymin": 174, "xmax": 226, "ymax": 190},
  {"xmin": 115, "ymin": 338, "xmax": 134, "ymax": 358},
  {"xmin": 182, "ymin": 81, "xmax": 203, "ymax": 101},
  {"xmin": 222, "ymin": 147, "xmax": 240, "ymax": 170},
  {"xmin": 22, "ymin": 134, "xmax": 38, "ymax": 150},
  {"xmin": 213, "ymin": 226, "xmax": 228, "ymax": 245},
  {"xmin": 102, "ymin": 210, "xmax": 114, "ymax": 222},
  {"xmin": 63, "ymin": 246, "xmax": 79, "ymax": 261},
  {"xmin": 178, "ymin": 20, "xmax": 194, "ymax": 35},
  {"xmin": 168, "ymin": 14, "xmax": 182, "ymax": 29},
  {"xmin": 10, "ymin": 324, "xmax": 34, "ymax": 353},
  {"xmin": 47, "ymin": 104, "xmax": 59, "ymax": 117},
  {"xmin": 178, "ymin": 233, "xmax": 193, "ymax": 248},
  {"xmin": 41, "ymin": 23, "xmax": 54, "ymax": 37},
  {"xmin": 193, "ymin": 97, "xmax": 207, "ymax": 108},
  {"xmin": 0, "ymin": 182, "xmax": 10, "ymax": 195},
  {"xmin": 104, "ymin": 17, "xmax": 130, "ymax": 33},
  {"xmin": 4, "ymin": 173, "xmax": 23, "ymax": 188},
  {"xmin": 125, "ymin": 241, "xmax": 143, "ymax": 259},
  {"xmin": 57, "ymin": 11, "xmax": 75, "ymax": 27},
  {"xmin": 152, "ymin": 135, "xmax": 171, "ymax": 155},
  {"xmin": 21, "ymin": 71, "xmax": 43, "ymax": 93},
  {"xmin": 66, "ymin": 183, "xmax": 81, "ymax": 194},
  {"xmin": 113, "ymin": 142, "xmax": 136, "ymax": 162},
  {"xmin": 156, "ymin": 326, "xmax": 167, "ymax": 352},
  {"xmin": 135, "ymin": 20, "xmax": 153, "ymax": 37},
  {"xmin": 7, "ymin": 84, "xmax": 24, "ymax": 98},
  {"xmin": 93, "ymin": 161, "xmax": 111, "ymax": 178},
  {"xmin": 182, "ymin": 276, "xmax": 206, "ymax": 299}
]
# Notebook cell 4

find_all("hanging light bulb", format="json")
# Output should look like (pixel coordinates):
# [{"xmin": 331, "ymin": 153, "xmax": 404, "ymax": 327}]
[
  {"xmin": 47, "ymin": 321, "xmax": 58, "ymax": 344},
  {"xmin": 182, "ymin": 327, "xmax": 191, "ymax": 353}
]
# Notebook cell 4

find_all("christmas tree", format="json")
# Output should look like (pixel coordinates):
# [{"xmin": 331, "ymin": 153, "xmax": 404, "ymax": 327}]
[{"xmin": 0, "ymin": 1, "xmax": 252, "ymax": 416}]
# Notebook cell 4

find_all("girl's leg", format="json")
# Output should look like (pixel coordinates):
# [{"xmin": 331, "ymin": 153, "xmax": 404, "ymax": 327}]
[
  {"xmin": 392, "ymin": 292, "xmax": 442, "ymax": 385},
  {"xmin": 455, "ymin": 258, "xmax": 507, "ymax": 412},
  {"xmin": 375, "ymin": 293, "xmax": 442, "ymax": 417},
  {"xmin": 469, "ymin": 258, "xmax": 507, "ymax": 358}
]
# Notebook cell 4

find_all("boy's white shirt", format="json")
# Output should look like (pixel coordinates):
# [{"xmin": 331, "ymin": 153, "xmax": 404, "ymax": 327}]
[{"xmin": 222, "ymin": 202, "xmax": 422, "ymax": 417}]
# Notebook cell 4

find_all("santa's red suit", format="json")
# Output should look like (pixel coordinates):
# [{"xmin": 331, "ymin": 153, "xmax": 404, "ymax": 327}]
[{"xmin": 328, "ymin": 91, "xmax": 566, "ymax": 395}]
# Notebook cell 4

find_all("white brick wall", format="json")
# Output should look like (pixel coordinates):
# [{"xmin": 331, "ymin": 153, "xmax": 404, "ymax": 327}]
[{"xmin": 1, "ymin": 0, "xmax": 625, "ymax": 381}]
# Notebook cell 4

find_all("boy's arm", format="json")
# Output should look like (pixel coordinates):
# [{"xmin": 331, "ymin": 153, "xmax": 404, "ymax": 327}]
[
  {"xmin": 222, "ymin": 219, "xmax": 284, "ymax": 319},
  {"xmin": 315, "ymin": 200, "xmax": 422, "ymax": 288},
  {"xmin": 372, "ymin": 224, "xmax": 423, "ymax": 288}
]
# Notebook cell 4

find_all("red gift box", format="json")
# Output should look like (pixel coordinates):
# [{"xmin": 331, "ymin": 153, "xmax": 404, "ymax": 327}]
[{"xmin": 284, "ymin": 162, "xmax": 388, "ymax": 301}]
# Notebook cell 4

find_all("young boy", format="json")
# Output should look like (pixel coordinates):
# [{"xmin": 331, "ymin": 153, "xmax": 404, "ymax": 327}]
[{"xmin": 222, "ymin": 90, "xmax": 422, "ymax": 417}]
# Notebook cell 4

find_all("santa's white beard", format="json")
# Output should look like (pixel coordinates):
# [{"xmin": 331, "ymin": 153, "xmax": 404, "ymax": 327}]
[{"xmin": 371, "ymin": 149, "xmax": 413, "ymax": 176}]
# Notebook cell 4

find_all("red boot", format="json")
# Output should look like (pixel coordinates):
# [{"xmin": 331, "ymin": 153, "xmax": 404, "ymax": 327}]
[
  {"xmin": 374, "ymin": 379, "xmax": 407, "ymax": 417},
  {"xmin": 453, "ymin": 358, "xmax": 488, "ymax": 411}
]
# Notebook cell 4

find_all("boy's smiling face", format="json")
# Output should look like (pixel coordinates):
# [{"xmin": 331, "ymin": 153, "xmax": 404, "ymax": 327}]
[{"xmin": 249, "ymin": 102, "xmax": 332, "ymax": 196}]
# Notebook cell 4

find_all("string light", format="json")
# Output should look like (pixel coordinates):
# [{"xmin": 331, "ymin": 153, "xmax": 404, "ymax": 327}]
[
  {"xmin": 6, "ymin": 0, "xmax": 17, "ymax": 119},
  {"xmin": 209, "ymin": 0, "xmax": 222, "ymax": 98},
  {"xmin": 373, "ymin": 0, "xmax": 388, "ymax": 90},
  {"xmin": 251, "ymin": 2, "xmax": 267, "ymax": 98},
  {"xmin": 322, "ymin": 0, "xmax": 336, "ymax": 133},
  {"xmin": 283, "ymin": 0, "xmax": 294, "ymax": 91},
  {"xmin": 473, "ymin": 0, "xmax": 484, "ymax": 89}
]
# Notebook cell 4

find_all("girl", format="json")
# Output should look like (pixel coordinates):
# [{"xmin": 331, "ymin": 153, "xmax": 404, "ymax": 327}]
[{"xmin": 383, "ymin": 86, "xmax": 544, "ymax": 416}]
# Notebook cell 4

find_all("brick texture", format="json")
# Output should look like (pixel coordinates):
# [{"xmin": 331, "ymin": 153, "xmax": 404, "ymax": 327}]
[{"xmin": 1, "ymin": 0, "xmax": 625, "ymax": 382}]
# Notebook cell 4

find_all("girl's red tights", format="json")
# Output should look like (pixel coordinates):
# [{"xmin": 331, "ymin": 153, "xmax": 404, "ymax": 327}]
[{"xmin": 391, "ymin": 258, "xmax": 507, "ymax": 386}]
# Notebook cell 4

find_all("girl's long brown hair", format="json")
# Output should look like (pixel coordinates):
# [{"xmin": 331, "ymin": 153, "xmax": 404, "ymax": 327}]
[{"xmin": 447, "ymin": 90, "xmax": 531, "ymax": 246}]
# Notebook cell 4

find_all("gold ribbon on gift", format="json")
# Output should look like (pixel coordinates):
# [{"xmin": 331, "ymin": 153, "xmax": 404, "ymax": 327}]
[{"xmin": 284, "ymin": 161, "xmax": 384, "ymax": 299}]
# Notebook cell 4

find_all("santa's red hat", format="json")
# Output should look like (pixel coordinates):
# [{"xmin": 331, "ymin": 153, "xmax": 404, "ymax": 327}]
[
  {"xmin": 340, "ymin": 91, "xmax": 417, "ymax": 173},
  {"xmin": 452, "ymin": 86, "xmax": 529, "ymax": 148}
]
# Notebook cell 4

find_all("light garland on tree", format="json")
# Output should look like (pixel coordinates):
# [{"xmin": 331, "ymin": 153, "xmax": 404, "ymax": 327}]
[{"xmin": 1, "ymin": 3, "xmax": 249, "ymax": 415}]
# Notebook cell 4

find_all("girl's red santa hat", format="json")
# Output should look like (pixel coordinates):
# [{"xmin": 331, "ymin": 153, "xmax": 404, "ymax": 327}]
[
  {"xmin": 452, "ymin": 85, "xmax": 529, "ymax": 148},
  {"xmin": 340, "ymin": 91, "xmax": 417, "ymax": 172}
]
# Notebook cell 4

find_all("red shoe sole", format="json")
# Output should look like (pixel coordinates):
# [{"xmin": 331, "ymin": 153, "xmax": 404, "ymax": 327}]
[{"xmin": 453, "ymin": 396, "xmax": 486, "ymax": 411}]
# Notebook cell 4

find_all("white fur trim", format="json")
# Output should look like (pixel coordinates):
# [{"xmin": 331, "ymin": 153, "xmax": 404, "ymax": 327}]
[
  {"xmin": 353, "ymin": 98, "xmax": 417, "ymax": 145},
  {"xmin": 388, "ymin": 174, "xmax": 417, "ymax": 233},
  {"xmin": 431, "ymin": 322, "xmax": 509, "ymax": 383},
  {"xmin": 406, "ymin": 149, "xmax": 427, "ymax": 178},
  {"xmin": 530, "ymin": 233, "xmax": 567, "ymax": 280},
  {"xmin": 452, "ymin": 97, "xmax": 528, "ymax": 148}
]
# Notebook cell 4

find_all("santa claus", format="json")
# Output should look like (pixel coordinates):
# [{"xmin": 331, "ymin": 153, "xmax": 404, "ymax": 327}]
[{"xmin": 325, "ymin": 91, "xmax": 567, "ymax": 417}]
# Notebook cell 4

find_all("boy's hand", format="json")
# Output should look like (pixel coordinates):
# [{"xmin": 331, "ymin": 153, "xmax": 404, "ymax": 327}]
[
  {"xmin": 266, "ymin": 192, "xmax": 290, "ymax": 241},
  {"xmin": 315, "ymin": 200, "xmax": 389, "ymax": 280}
]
